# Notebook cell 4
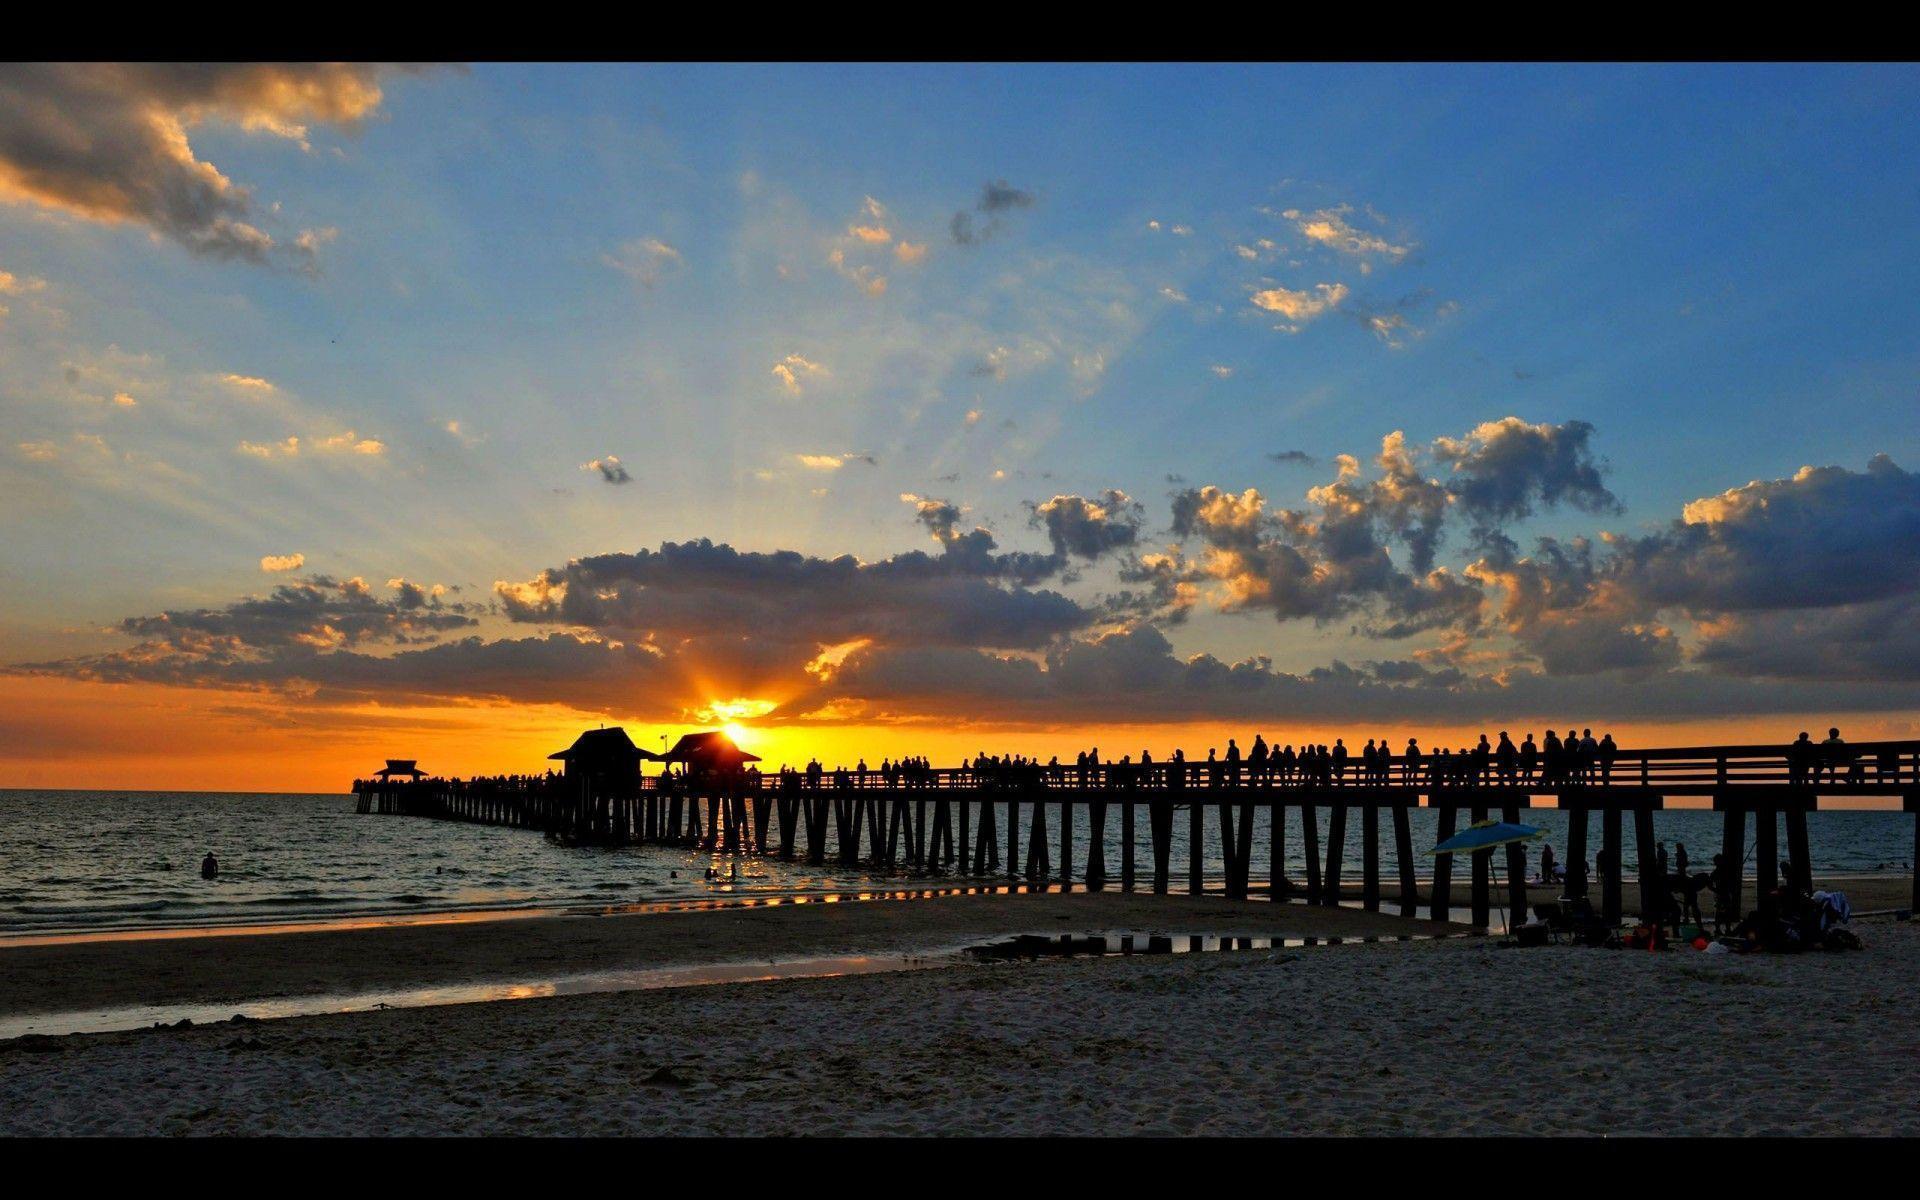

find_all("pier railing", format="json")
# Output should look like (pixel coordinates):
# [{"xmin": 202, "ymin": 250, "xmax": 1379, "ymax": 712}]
[{"xmin": 353, "ymin": 739, "xmax": 1920, "ymax": 931}]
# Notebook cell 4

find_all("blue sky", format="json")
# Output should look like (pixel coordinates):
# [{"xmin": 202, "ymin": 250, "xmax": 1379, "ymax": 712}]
[{"xmin": 4, "ymin": 62, "xmax": 1920, "ymax": 781}]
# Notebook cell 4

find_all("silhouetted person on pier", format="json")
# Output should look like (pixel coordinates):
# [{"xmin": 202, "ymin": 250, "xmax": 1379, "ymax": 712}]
[
  {"xmin": 1403, "ymin": 738, "xmax": 1422, "ymax": 786},
  {"xmin": 1496, "ymin": 732, "xmax": 1517, "ymax": 785},
  {"xmin": 1249, "ymin": 735, "xmax": 1268, "ymax": 786},
  {"xmin": 1519, "ymin": 733, "xmax": 1537, "ymax": 784},
  {"xmin": 1788, "ymin": 731, "xmax": 1814, "ymax": 786},
  {"xmin": 201, "ymin": 852, "xmax": 218, "ymax": 880},
  {"xmin": 1542, "ymin": 729, "xmax": 1563, "ymax": 786},
  {"xmin": 1225, "ymin": 738, "xmax": 1241, "ymax": 786},
  {"xmin": 1598, "ymin": 733, "xmax": 1617, "ymax": 784},
  {"xmin": 1820, "ymin": 727, "xmax": 1851, "ymax": 786},
  {"xmin": 1331, "ymin": 738, "xmax": 1347, "ymax": 785}
]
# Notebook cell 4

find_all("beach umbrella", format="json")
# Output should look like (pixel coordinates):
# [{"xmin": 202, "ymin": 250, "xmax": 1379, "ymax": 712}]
[
  {"xmin": 1429, "ymin": 819, "xmax": 1545, "ymax": 937},
  {"xmin": 1429, "ymin": 819, "xmax": 1544, "ymax": 857}
]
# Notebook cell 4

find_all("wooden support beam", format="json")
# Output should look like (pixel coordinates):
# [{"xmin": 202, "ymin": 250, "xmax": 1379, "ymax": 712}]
[
  {"xmin": 1059, "ymin": 798, "xmax": 1073, "ymax": 885},
  {"xmin": 1565, "ymin": 804, "xmax": 1589, "ymax": 898},
  {"xmin": 1120, "ymin": 799, "xmax": 1135, "ymax": 893},
  {"xmin": 958, "ymin": 796, "xmax": 971, "ymax": 873},
  {"xmin": 1601, "ymin": 808, "xmax": 1623, "ymax": 924},
  {"xmin": 1188, "ymin": 797, "xmax": 1205, "ymax": 896},
  {"xmin": 1086, "ymin": 799, "xmax": 1107, "ymax": 891},
  {"xmin": 1470, "ymin": 804, "xmax": 1490, "ymax": 929},
  {"xmin": 1149, "ymin": 799, "xmax": 1172, "ymax": 895},
  {"xmin": 1430, "ymin": 804, "xmax": 1455, "ymax": 923},
  {"xmin": 1393, "ymin": 804, "xmax": 1416, "ymax": 917},
  {"xmin": 1026, "ymin": 797, "xmax": 1050, "ymax": 881},
  {"xmin": 1633, "ymin": 803, "xmax": 1661, "ymax": 927},
  {"xmin": 1217, "ymin": 799, "xmax": 1240, "ymax": 899},
  {"xmin": 1361, "ymin": 804, "xmax": 1380, "ymax": 912},
  {"xmin": 1755, "ymin": 806, "xmax": 1778, "ymax": 914},
  {"xmin": 1235, "ymin": 801, "xmax": 1255, "ymax": 902},
  {"xmin": 1784, "ymin": 807, "xmax": 1812, "ymax": 894},
  {"xmin": 1302, "ymin": 803, "xmax": 1322, "ymax": 905},
  {"xmin": 1502, "ymin": 803, "xmax": 1527, "ymax": 921},
  {"xmin": 1717, "ymin": 804, "xmax": 1744, "ymax": 925},
  {"xmin": 1006, "ymin": 796, "xmax": 1020, "ymax": 879},
  {"xmin": 1270, "ymin": 803, "xmax": 1287, "ymax": 902},
  {"xmin": 1323, "ymin": 804, "xmax": 1346, "ymax": 907}
]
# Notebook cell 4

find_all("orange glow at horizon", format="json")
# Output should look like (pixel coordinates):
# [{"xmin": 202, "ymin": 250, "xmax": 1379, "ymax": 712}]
[{"xmin": 4, "ymin": 673, "xmax": 1918, "ymax": 794}]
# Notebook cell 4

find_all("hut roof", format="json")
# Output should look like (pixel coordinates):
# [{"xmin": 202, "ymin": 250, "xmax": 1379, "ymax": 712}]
[
  {"xmin": 547, "ymin": 726, "xmax": 659, "ymax": 762},
  {"xmin": 659, "ymin": 730, "xmax": 761, "ymax": 766},
  {"xmin": 376, "ymin": 759, "xmax": 426, "ymax": 778}
]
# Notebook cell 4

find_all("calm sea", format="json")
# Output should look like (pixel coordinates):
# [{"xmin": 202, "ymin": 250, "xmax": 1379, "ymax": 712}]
[{"xmin": 0, "ymin": 790, "xmax": 1911, "ymax": 935}]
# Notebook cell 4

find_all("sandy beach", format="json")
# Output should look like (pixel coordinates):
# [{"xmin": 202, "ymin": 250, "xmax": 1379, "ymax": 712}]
[
  {"xmin": 2, "ymin": 884, "xmax": 1917, "ymax": 1136},
  {"xmin": 0, "ymin": 889, "xmax": 1446, "ymax": 1021}
]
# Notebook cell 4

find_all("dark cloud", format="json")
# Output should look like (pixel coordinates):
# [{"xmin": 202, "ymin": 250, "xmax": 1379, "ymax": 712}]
[
  {"xmin": 1433, "ymin": 417, "xmax": 1620, "ymax": 527},
  {"xmin": 1030, "ymin": 490, "xmax": 1144, "ymax": 561},
  {"xmin": 1268, "ymin": 450, "xmax": 1317, "ymax": 466},
  {"xmin": 1611, "ymin": 454, "xmax": 1920, "ymax": 614},
  {"xmin": 950, "ymin": 178, "xmax": 1036, "ymax": 246},
  {"xmin": 496, "ymin": 538, "xmax": 1089, "ymax": 653},
  {"xmin": 0, "ymin": 64, "xmax": 425, "ymax": 265}
]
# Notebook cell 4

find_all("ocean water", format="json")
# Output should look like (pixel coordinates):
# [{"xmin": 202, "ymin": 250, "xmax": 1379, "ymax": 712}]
[{"xmin": 0, "ymin": 790, "xmax": 1912, "ymax": 935}]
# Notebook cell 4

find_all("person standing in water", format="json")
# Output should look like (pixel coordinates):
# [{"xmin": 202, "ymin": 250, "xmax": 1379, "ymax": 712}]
[{"xmin": 201, "ymin": 851, "xmax": 219, "ymax": 880}]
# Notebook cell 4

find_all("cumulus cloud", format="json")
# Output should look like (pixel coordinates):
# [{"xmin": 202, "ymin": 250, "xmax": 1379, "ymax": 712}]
[
  {"xmin": 0, "ymin": 64, "xmax": 423, "ymax": 265},
  {"xmin": 1283, "ymin": 204, "xmax": 1412, "ymax": 266},
  {"xmin": 260, "ymin": 553, "xmax": 305, "ymax": 573},
  {"xmin": 1250, "ymin": 282, "xmax": 1348, "ymax": 328},
  {"xmin": 582, "ymin": 455, "xmax": 632, "ymax": 484},
  {"xmin": 771, "ymin": 353, "xmax": 826, "ymax": 396}
]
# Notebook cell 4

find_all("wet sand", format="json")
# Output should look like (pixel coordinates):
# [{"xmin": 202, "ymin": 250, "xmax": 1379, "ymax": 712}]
[
  {"xmin": 0, "ymin": 889, "xmax": 1452, "ymax": 1019},
  {"xmin": 4, "ymin": 913, "xmax": 1915, "ymax": 1136}
]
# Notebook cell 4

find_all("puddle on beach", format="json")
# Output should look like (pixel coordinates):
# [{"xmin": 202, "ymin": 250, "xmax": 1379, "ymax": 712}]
[{"xmin": 964, "ymin": 929, "xmax": 1445, "ymax": 961}]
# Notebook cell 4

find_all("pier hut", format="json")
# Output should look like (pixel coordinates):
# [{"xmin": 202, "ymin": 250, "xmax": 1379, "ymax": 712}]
[
  {"xmin": 547, "ymin": 727, "xmax": 654, "ymax": 794},
  {"xmin": 659, "ymin": 730, "xmax": 761, "ymax": 778},
  {"xmin": 375, "ymin": 759, "xmax": 427, "ymax": 781}
]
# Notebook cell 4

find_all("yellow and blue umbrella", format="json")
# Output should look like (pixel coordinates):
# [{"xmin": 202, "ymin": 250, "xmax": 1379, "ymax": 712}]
[{"xmin": 1431, "ymin": 819, "xmax": 1544, "ymax": 856}]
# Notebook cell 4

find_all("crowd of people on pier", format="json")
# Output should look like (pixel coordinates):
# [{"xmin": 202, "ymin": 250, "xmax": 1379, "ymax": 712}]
[{"xmin": 759, "ymin": 729, "xmax": 1626, "ymax": 792}]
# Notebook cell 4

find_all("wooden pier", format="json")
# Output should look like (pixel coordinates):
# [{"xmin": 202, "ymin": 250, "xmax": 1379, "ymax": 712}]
[{"xmin": 354, "ymin": 740, "xmax": 1920, "ymax": 928}]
